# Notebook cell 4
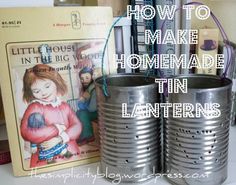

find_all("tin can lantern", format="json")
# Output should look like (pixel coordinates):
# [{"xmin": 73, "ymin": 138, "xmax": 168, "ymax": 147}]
[
  {"xmin": 165, "ymin": 74, "xmax": 232, "ymax": 185},
  {"xmin": 95, "ymin": 74, "xmax": 161, "ymax": 183}
]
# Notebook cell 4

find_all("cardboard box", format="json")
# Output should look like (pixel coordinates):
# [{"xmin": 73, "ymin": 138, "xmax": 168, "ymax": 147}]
[{"xmin": 84, "ymin": 0, "xmax": 129, "ymax": 16}]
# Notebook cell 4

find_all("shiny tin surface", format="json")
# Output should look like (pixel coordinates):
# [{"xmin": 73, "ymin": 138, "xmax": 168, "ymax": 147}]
[
  {"xmin": 95, "ymin": 74, "xmax": 161, "ymax": 183},
  {"xmin": 165, "ymin": 75, "xmax": 232, "ymax": 185}
]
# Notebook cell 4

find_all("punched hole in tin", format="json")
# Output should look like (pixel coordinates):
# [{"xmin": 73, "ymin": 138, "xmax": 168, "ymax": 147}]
[
  {"xmin": 184, "ymin": 150, "xmax": 186, "ymax": 153},
  {"xmin": 192, "ymin": 135, "xmax": 195, "ymax": 139},
  {"xmin": 215, "ymin": 159, "xmax": 218, "ymax": 162},
  {"xmin": 208, "ymin": 151, "xmax": 212, "ymax": 154},
  {"xmin": 196, "ymin": 131, "xmax": 200, "ymax": 134},
  {"xmin": 179, "ymin": 143, "xmax": 182, "ymax": 147},
  {"xmin": 147, "ymin": 147, "xmax": 150, "ymax": 151},
  {"xmin": 193, "ymin": 161, "xmax": 197, "ymax": 164},
  {"xmin": 113, "ymin": 139, "xmax": 117, "ymax": 143},
  {"xmin": 135, "ymin": 135, "xmax": 139, "ymax": 139},
  {"xmin": 186, "ymin": 155, "xmax": 189, "ymax": 158},
  {"xmin": 125, "ymin": 160, "xmax": 129, "ymax": 163},
  {"xmin": 125, "ymin": 126, "xmax": 129, "ymax": 129},
  {"xmin": 200, "ymin": 156, "xmax": 203, "ymax": 160}
]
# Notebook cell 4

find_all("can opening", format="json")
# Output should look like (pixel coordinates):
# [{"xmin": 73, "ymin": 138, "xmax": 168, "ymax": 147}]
[
  {"xmin": 173, "ymin": 75, "xmax": 232, "ymax": 89},
  {"xmin": 96, "ymin": 74, "xmax": 156, "ymax": 87}
]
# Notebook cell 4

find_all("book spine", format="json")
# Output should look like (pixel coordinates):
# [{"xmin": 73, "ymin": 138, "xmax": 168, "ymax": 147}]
[
  {"xmin": 230, "ymin": 47, "xmax": 236, "ymax": 125},
  {"xmin": 174, "ymin": 0, "xmax": 181, "ymax": 75},
  {"xmin": 155, "ymin": 0, "xmax": 180, "ymax": 77},
  {"xmin": 221, "ymin": 45, "xmax": 235, "ymax": 78},
  {"xmin": 114, "ymin": 17, "xmax": 132, "ymax": 73},
  {"xmin": 230, "ymin": 46, "xmax": 236, "ymax": 126},
  {"xmin": 180, "ymin": 0, "xmax": 192, "ymax": 74},
  {"xmin": 133, "ymin": 0, "xmax": 155, "ymax": 72}
]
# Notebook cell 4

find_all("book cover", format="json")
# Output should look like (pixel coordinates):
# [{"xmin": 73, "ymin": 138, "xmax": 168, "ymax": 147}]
[
  {"xmin": 0, "ymin": 7, "xmax": 116, "ymax": 176},
  {"xmin": 196, "ymin": 28, "xmax": 219, "ymax": 75}
]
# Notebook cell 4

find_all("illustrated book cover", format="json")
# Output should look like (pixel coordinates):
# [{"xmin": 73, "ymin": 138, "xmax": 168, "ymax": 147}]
[{"xmin": 0, "ymin": 7, "xmax": 116, "ymax": 176}]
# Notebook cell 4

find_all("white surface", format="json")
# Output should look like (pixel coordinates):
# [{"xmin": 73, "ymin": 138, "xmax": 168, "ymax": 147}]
[
  {"xmin": 0, "ymin": 0, "xmax": 53, "ymax": 7},
  {"xmin": 0, "ymin": 126, "xmax": 236, "ymax": 185}
]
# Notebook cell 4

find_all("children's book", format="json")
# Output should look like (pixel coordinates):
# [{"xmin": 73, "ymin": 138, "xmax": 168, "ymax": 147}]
[{"xmin": 0, "ymin": 7, "xmax": 116, "ymax": 176}]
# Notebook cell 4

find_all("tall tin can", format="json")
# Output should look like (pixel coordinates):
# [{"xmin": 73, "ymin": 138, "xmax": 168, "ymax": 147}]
[
  {"xmin": 95, "ymin": 74, "xmax": 161, "ymax": 183},
  {"xmin": 165, "ymin": 74, "xmax": 232, "ymax": 185}
]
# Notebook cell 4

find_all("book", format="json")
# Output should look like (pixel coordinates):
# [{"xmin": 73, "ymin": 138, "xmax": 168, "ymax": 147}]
[
  {"xmin": 0, "ymin": 0, "xmax": 53, "ymax": 7},
  {"xmin": 155, "ymin": 0, "xmax": 181, "ymax": 77},
  {"xmin": 130, "ymin": 0, "xmax": 156, "ymax": 73},
  {"xmin": 113, "ymin": 17, "xmax": 132, "ymax": 73},
  {"xmin": 195, "ymin": 28, "xmax": 219, "ymax": 75},
  {"xmin": 180, "ymin": 0, "xmax": 193, "ymax": 74},
  {"xmin": 219, "ymin": 42, "xmax": 236, "ymax": 79},
  {"xmin": 0, "ymin": 7, "xmax": 116, "ymax": 176},
  {"xmin": 221, "ymin": 42, "xmax": 236, "ymax": 126},
  {"xmin": 84, "ymin": 0, "xmax": 129, "ymax": 17}
]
